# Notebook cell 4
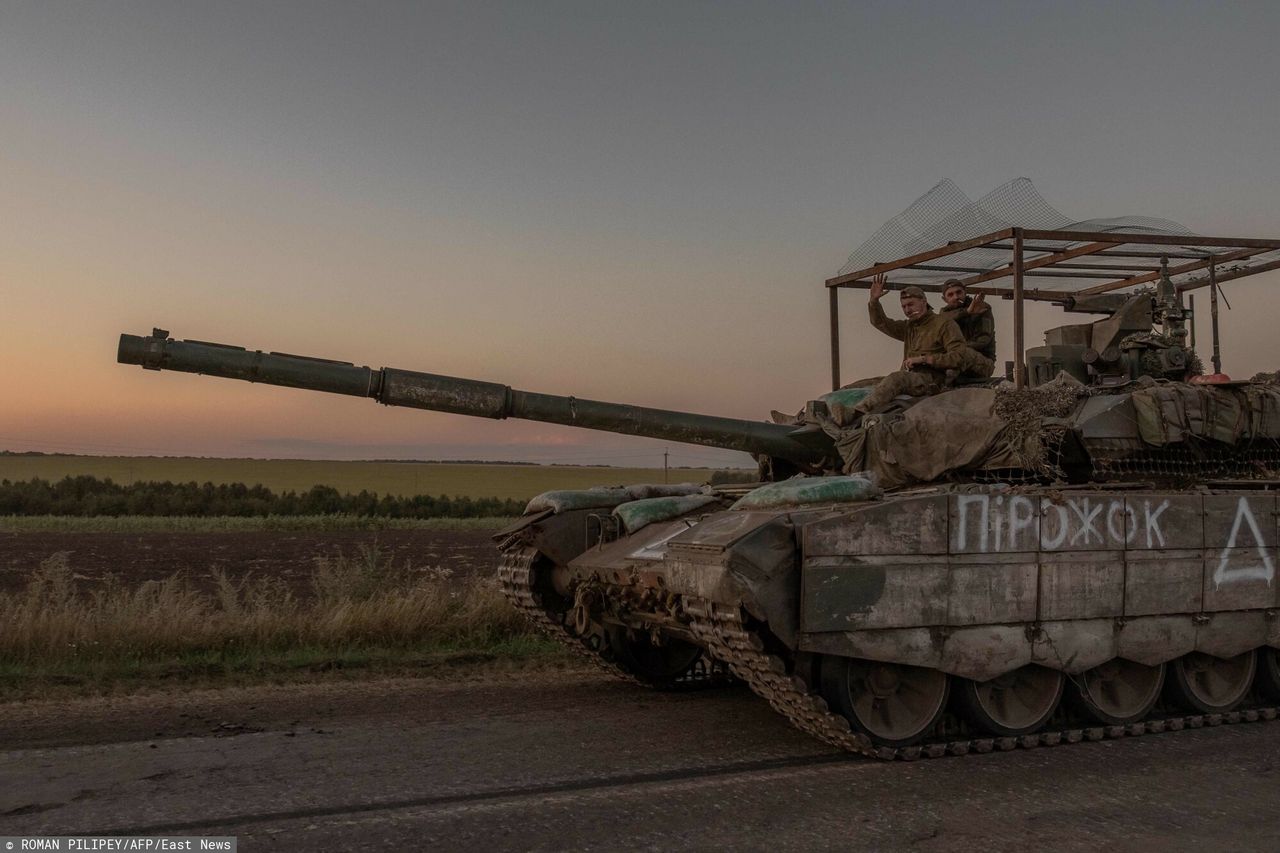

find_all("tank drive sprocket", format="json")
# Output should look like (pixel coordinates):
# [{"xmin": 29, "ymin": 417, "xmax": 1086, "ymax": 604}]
[{"xmin": 498, "ymin": 545, "xmax": 727, "ymax": 690}]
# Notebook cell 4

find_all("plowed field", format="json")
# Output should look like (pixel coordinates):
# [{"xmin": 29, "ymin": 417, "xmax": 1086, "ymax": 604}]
[{"xmin": 0, "ymin": 527, "xmax": 502, "ymax": 596}]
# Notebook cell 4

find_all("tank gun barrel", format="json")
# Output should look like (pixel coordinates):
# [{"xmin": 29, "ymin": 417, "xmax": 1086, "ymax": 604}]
[{"xmin": 117, "ymin": 331, "xmax": 830, "ymax": 466}]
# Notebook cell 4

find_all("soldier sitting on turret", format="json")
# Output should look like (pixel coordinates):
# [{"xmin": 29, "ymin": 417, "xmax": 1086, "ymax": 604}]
[
  {"xmin": 844, "ymin": 274, "xmax": 991, "ymax": 422},
  {"xmin": 939, "ymin": 278, "xmax": 997, "ymax": 378}
]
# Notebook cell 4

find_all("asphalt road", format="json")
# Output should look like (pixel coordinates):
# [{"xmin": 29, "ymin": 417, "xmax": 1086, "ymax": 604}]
[{"xmin": 3, "ymin": 671, "xmax": 1279, "ymax": 852}]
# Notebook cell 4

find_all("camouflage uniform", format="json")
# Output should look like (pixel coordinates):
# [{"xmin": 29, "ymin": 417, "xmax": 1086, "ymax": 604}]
[
  {"xmin": 941, "ymin": 296, "xmax": 997, "ymax": 378},
  {"xmin": 850, "ymin": 298, "xmax": 987, "ymax": 418}
]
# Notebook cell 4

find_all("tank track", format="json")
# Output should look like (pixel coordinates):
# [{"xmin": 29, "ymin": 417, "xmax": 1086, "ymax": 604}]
[
  {"xmin": 683, "ymin": 597, "xmax": 1280, "ymax": 761},
  {"xmin": 497, "ymin": 545, "xmax": 726, "ymax": 689}
]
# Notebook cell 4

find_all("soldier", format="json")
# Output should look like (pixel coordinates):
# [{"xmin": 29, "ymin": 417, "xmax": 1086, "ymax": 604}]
[
  {"xmin": 940, "ymin": 278, "xmax": 997, "ymax": 378},
  {"xmin": 843, "ymin": 274, "xmax": 988, "ymax": 422}
]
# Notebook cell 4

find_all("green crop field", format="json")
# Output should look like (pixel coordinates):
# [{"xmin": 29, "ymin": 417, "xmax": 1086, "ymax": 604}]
[{"xmin": 0, "ymin": 455, "xmax": 736, "ymax": 502}]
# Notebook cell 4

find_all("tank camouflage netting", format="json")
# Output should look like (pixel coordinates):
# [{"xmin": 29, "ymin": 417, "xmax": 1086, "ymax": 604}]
[{"xmin": 992, "ymin": 374, "xmax": 1092, "ymax": 477}]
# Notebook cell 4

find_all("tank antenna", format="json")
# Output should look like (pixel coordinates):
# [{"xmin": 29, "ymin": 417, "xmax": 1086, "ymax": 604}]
[{"xmin": 1209, "ymin": 261, "xmax": 1223, "ymax": 375}]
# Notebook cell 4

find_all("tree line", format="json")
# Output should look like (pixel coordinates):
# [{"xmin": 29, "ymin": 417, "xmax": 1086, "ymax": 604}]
[{"xmin": 0, "ymin": 476, "xmax": 524, "ymax": 518}]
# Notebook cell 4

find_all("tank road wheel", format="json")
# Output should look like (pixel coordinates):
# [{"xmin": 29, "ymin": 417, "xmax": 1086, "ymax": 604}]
[
  {"xmin": 957, "ymin": 665, "xmax": 1064, "ymax": 737},
  {"xmin": 1165, "ymin": 650, "xmax": 1256, "ymax": 713},
  {"xmin": 1072, "ymin": 660, "xmax": 1166, "ymax": 726},
  {"xmin": 1255, "ymin": 648, "xmax": 1280, "ymax": 703},
  {"xmin": 819, "ymin": 657, "xmax": 949, "ymax": 748},
  {"xmin": 605, "ymin": 626, "xmax": 706, "ymax": 689}
]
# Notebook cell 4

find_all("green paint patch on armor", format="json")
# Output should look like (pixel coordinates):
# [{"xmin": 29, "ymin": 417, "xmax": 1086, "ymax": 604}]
[
  {"xmin": 821, "ymin": 387, "xmax": 871, "ymax": 409},
  {"xmin": 526, "ymin": 483, "xmax": 703, "ymax": 514},
  {"xmin": 732, "ymin": 475, "xmax": 880, "ymax": 510},
  {"xmin": 613, "ymin": 494, "xmax": 720, "ymax": 534}
]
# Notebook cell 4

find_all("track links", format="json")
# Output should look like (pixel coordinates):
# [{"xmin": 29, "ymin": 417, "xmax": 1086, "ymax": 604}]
[
  {"xmin": 497, "ymin": 545, "xmax": 723, "ymax": 689},
  {"xmin": 683, "ymin": 596, "xmax": 1280, "ymax": 761}
]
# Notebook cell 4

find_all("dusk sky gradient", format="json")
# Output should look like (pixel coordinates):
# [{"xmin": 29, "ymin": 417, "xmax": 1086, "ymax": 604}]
[{"xmin": 3, "ymin": 1, "xmax": 1278, "ymax": 467}]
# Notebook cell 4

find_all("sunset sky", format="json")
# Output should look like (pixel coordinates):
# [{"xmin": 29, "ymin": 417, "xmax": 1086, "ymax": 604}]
[{"xmin": 3, "ymin": 1, "xmax": 1278, "ymax": 467}]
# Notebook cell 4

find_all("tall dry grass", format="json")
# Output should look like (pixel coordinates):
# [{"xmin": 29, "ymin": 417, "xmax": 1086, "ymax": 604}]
[{"xmin": 0, "ymin": 546, "xmax": 535, "ymax": 674}]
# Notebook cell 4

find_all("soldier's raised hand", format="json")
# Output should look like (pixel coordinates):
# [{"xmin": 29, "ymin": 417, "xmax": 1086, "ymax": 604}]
[
  {"xmin": 967, "ymin": 292, "xmax": 986, "ymax": 315},
  {"xmin": 869, "ymin": 273, "xmax": 887, "ymax": 302}
]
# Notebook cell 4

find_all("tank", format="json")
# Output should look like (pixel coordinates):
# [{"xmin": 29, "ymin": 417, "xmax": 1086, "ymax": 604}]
[{"xmin": 117, "ymin": 299, "xmax": 1280, "ymax": 759}]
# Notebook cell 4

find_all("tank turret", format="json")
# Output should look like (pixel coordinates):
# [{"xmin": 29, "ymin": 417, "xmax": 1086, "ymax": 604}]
[{"xmin": 1027, "ymin": 259, "xmax": 1199, "ymax": 387}]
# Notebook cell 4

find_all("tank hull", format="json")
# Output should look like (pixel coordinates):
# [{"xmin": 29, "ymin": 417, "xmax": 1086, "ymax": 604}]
[{"xmin": 508, "ymin": 481, "xmax": 1280, "ymax": 758}]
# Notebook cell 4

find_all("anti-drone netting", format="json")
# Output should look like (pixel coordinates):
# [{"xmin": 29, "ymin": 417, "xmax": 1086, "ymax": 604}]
[{"xmin": 837, "ymin": 178, "xmax": 1277, "ymax": 292}]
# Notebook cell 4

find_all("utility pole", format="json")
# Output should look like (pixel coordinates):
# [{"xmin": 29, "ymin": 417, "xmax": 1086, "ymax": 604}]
[{"xmin": 663, "ymin": 449, "xmax": 669, "ymax": 484}]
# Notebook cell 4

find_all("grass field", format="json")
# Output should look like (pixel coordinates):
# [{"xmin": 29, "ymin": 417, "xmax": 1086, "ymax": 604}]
[
  {"xmin": 1, "ymin": 549, "xmax": 571, "ymax": 699},
  {"xmin": 0, "ymin": 515, "xmax": 515, "ymax": 533},
  {"xmin": 0, "ymin": 456, "xmax": 733, "ymax": 501}
]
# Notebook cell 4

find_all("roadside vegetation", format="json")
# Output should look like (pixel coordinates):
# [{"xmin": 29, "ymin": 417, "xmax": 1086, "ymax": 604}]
[
  {"xmin": 0, "ymin": 455, "xmax": 732, "ymax": 501},
  {"xmin": 0, "ymin": 462, "xmax": 754, "ymax": 698},
  {"xmin": 0, "ymin": 476, "xmax": 525, "ymax": 518},
  {"xmin": 0, "ymin": 548, "xmax": 570, "ymax": 700}
]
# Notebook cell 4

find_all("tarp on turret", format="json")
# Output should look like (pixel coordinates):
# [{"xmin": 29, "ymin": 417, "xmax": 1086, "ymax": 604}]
[{"xmin": 822, "ymin": 376, "xmax": 1087, "ymax": 490}]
